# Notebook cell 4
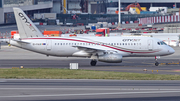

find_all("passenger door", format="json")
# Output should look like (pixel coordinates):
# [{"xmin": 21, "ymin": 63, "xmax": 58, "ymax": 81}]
[
  {"xmin": 46, "ymin": 40, "xmax": 52, "ymax": 51},
  {"xmin": 148, "ymin": 39, "xmax": 153, "ymax": 51}
]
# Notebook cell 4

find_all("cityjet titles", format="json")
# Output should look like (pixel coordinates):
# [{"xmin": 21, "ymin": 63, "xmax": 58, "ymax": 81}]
[
  {"xmin": 18, "ymin": 12, "xmax": 36, "ymax": 32},
  {"xmin": 122, "ymin": 39, "xmax": 141, "ymax": 42}
]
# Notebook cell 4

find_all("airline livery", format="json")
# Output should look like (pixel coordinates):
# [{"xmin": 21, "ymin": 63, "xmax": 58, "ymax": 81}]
[{"xmin": 9, "ymin": 8, "xmax": 175, "ymax": 66}]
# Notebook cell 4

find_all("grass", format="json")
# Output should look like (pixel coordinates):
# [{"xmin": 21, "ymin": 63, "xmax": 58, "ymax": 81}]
[{"xmin": 0, "ymin": 68, "xmax": 180, "ymax": 80}]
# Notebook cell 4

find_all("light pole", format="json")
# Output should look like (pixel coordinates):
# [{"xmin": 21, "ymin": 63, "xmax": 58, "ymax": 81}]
[
  {"xmin": 135, "ymin": 1, "xmax": 137, "ymax": 14},
  {"xmin": 118, "ymin": 0, "xmax": 121, "ymax": 28}
]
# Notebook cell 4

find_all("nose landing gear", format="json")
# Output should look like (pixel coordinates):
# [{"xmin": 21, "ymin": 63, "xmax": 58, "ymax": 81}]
[
  {"xmin": 155, "ymin": 61, "xmax": 159, "ymax": 66},
  {"xmin": 155, "ymin": 56, "xmax": 160, "ymax": 66}
]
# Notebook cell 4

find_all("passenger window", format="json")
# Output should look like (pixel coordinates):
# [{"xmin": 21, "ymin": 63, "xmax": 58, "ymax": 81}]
[
  {"xmin": 128, "ymin": 43, "xmax": 130, "ymax": 45},
  {"xmin": 157, "ymin": 42, "xmax": 160, "ymax": 45},
  {"xmin": 131, "ymin": 43, "xmax": 133, "ymax": 45},
  {"xmin": 114, "ymin": 43, "xmax": 116, "ymax": 45},
  {"xmin": 63, "ymin": 43, "xmax": 65, "ymax": 45},
  {"xmin": 125, "ymin": 43, "xmax": 127, "ymax": 45},
  {"xmin": 111, "ymin": 43, "xmax": 113, "ymax": 45},
  {"xmin": 117, "ymin": 43, "xmax": 119, "ymax": 45},
  {"xmin": 134, "ymin": 43, "xmax": 136, "ymax": 45},
  {"xmin": 123, "ymin": 43, "xmax": 124, "ymax": 45}
]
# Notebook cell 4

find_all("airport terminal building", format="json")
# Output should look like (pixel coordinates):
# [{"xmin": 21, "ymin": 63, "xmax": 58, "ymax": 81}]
[
  {"xmin": 0, "ymin": 0, "xmax": 53, "ymax": 24},
  {"xmin": 1, "ymin": 0, "xmax": 180, "ymax": 24},
  {"xmin": 114, "ymin": 0, "xmax": 180, "ymax": 8}
]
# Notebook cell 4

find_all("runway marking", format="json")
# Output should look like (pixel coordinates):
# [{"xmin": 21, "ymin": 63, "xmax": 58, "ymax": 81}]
[
  {"xmin": 0, "ymin": 88, "xmax": 180, "ymax": 91},
  {"xmin": 0, "ymin": 91, "xmax": 180, "ymax": 98},
  {"xmin": 0, "ymin": 80, "xmax": 6, "ymax": 82},
  {"xmin": 83, "ymin": 69, "xmax": 180, "ymax": 73},
  {"xmin": 173, "ymin": 70, "xmax": 180, "ymax": 72}
]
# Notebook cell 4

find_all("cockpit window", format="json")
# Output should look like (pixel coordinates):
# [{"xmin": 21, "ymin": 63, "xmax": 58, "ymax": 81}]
[
  {"xmin": 162, "ymin": 41, "xmax": 167, "ymax": 45},
  {"xmin": 157, "ymin": 41, "xmax": 167, "ymax": 45},
  {"xmin": 157, "ymin": 42, "xmax": 160, "ymax": 45}
]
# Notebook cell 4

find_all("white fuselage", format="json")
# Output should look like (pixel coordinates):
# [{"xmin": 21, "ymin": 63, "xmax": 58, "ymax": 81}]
[{"xmin": 10, "ymin": 36, "xmax": 174, "ymax": 57}]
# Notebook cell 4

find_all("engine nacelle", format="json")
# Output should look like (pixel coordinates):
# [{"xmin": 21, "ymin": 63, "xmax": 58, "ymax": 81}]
[{"xmin": 98, "ymin": 54, "xmax": 122, "ymax": 63}]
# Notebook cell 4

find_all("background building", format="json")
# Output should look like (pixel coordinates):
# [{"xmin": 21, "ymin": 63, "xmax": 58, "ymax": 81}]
[
  {"xmin": 1, "ymin": 0, "xmax": 180, "ymax": 24},
  {"xmin": 109, "ymin": 0, "xmax": 180, "ymax": 9},
  {"xmin": 0, "ymin": 0, "xmax": 4, "ymax": 24},
  {"xmin": 0, "ymin": 0, "xmax": 53, "ymax": 24}
]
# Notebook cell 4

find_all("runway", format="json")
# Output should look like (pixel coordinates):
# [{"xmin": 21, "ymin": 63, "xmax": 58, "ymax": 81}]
[
  {"xmin": 0, "ymin": 45, "xmax": 180, "ymax": 75},
  {"xmin": 0, "ymin": 79, "xmax": 180, "ymax": 101}
]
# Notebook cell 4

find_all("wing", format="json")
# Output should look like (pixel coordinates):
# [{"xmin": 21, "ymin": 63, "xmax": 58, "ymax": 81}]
[
  {"xmin": 72, "ymin": 45, "xmax": 118, "ymax": 56},
  {"xmin": 72, "ymin": 46, "xmax": 104, "ymax": 53}
]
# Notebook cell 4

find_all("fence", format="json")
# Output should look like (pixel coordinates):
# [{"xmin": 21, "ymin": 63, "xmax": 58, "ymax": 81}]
[
  {"xmin": 57, "ymin": 13, "xmax": 164, "ymax": 25},
  {"xmin": 3, "ymin": 13, "xmax": 165, "ymax": 25},
  {"xmin": 139, "ymin": 15, "xmax": 180, "ymax": 25}
]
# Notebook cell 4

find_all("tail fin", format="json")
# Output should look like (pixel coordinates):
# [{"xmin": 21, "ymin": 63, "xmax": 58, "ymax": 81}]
[{"xmin": 13, "ymin": 7, "xmax": 44, "ymax": 38}]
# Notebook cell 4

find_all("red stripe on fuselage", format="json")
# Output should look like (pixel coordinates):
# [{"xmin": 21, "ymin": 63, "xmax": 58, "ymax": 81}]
[{"xmin": 22, "ymin": 38, "xmax": 160, "ymax": 53}]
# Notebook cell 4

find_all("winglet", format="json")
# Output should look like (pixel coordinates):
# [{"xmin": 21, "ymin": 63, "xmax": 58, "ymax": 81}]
[{"xmin": 13, "ymin": 7, "xmax": 44, "ymax": 38}]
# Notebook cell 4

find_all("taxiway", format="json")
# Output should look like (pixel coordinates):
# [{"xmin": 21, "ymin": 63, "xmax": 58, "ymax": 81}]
[{"xmin": 0, "ymin": 79, "xmax": 180, "ymax": 101}]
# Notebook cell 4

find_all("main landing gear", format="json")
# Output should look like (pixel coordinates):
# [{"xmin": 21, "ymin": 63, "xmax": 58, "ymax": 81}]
[
  {"xmin": 90, "ymin": 60, "xmax": 97, "ymax": 66},
  {"xmin": 155, "ymin": 56, "xmax": 159, "ymax": 66}
]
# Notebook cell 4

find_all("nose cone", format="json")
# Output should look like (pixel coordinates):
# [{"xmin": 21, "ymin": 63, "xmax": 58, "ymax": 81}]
[{"xmin": 169, "ymin": 47, "xmax": 175, "ymax": 54}]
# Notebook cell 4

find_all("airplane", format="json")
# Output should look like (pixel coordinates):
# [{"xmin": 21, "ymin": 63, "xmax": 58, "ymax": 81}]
[{"xmin": 9, "ymin": 7, "xmax": 175, "ymax": 66}]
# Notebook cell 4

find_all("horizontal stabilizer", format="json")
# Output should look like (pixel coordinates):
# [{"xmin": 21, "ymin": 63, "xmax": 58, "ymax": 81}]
[{"xmin": 12, "ymin": 39, "xmax": 30, "ymax": 44}]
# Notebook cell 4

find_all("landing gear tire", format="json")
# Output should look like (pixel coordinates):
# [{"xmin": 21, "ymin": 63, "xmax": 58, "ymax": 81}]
[
  {"xmin": 155, "ymin": 62, "xmax": 159, "ymax": 66},
  {"xmin": 155, "ymin": 56, "xmax": 160, "ymax": 66},
  {"xmin": 90, "ymin": 60, "xmax": 97, "ymax": 66}
]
